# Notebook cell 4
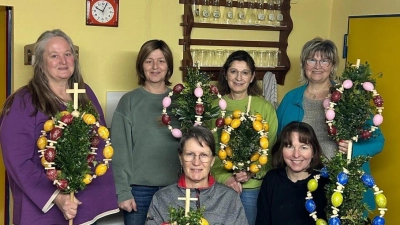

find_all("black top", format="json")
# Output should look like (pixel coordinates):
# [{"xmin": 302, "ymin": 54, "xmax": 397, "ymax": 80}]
[{"xmin": 256, "ymin": 168, "xmax": 327, "ymax": 225}]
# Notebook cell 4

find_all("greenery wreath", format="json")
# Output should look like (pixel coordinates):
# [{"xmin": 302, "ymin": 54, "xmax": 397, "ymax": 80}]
[
  {"xmin": 305, "ymin": 154, "xmax": 388, "ymax": 225},
  {"xmin": 218, "ymin": 109, "xmax": 269, "ymax": 173},
  {"xmin": 324, "ymin": 62, "xmax": 384, "ymax": 142},
  {"xmin": 161, "ymin": 66, "xmax": 226, "ymax": 138},
  {"xmin": 163, "ymin": 206, "xmax": 208, "ymax": 225},
  {"xmin": 36, "ymin": 103, "xmax": 113, "ymax": 193}
]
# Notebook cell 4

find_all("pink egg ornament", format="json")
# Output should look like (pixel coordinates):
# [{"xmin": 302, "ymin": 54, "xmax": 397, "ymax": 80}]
[
  {"xmin": 162, "ymin": 96, "xmax": 171, "ymax": 108},
  {"xmin": 323, "ymin": 98, "xmax": 330, "ymax": 109},
  {"xmin": 219, "ymin": 99, "xmax": 227, "ymax": 110},
  {"xmin": 325, "ymin": 109, "xmax": 336, "ymax": 121},
  {"xmin": 362, "ymin": 82, "xmax": 374, "ymax": 91},
  {"xmin": 373, "ymin": 114, "xmax": 383, "ymax": 126},
  {"xmin": 342, "ymin": 79, "xmax": 353, "ymax": 89},
  {"xmin": 171, "ymin": 128, "xmax": 182, "ymax": 138},
  {"xmin": 194, "ymin": 87, "xmax": 203, "ymax": 98}
]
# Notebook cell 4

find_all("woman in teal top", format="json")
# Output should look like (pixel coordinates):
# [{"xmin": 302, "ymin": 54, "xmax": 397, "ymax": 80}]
[{"xmin": 211, "ymin": 50, "xmax": 278, "ymax": 225}]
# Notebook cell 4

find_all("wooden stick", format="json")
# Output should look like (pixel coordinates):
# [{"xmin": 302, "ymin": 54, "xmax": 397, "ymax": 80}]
[
  {"xmin": 69, "ymin": 192, "xmax": 74, "ymax": 225},
  {"xmin": 347, "ymin": 140, "xmax": 353, "ymax": 164}
]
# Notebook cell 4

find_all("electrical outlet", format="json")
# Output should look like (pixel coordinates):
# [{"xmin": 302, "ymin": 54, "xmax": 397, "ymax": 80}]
[{"xmin": 291, "ymin": 0, "xmax": 298, "ymax": 4}]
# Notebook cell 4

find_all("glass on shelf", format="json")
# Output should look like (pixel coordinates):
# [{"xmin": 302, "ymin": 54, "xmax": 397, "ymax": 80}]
[
  {"xmin": 246, "ymin": 0, "xmax": 256, "ymax": 25},
  {"xmin": 200, "ymin": 0, "xmax": 210, "ymax": 23},
  {"xmin": 223, "ymin": 0, "xmax": 235, "ymax": 24},
  {"xmin": 215, "ymin": 49, "xmax": 225, "ymax": 66},
  {"xmin": 266, "ymin": 50, "xmax": 274, "ymax": 67},
  {"xmin": 274, "ymin": 0, "xmax": 283, "ymax": 26},
  {"xmin": 211, "ymin": 0, "xmax": 221, "ymax": 23},
  {"xmin": 236, "ymin": 0, "xmax": 246, "ymax": 25},
  {"xmin": 258, "ymin": 50, "xmax": 266, "ymax": 67},
  {"xmin": 255, "ymin": 0, "xmax": 265, "ymax": 26},
  {"xmin": 192, "ymin": 0, "xmax": 201, "ymax": 22},
  {"xmin": 266, "ymin": 0, "xmax": 275, "ymax": 26}
]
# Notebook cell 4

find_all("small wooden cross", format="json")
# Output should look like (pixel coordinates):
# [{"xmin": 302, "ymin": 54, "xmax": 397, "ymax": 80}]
[
  {"xmin": 66, "ymin": 83, "xmax": 86, "ymax": 110},
  {"xmin": 178, "ymin": 189, "xmax": 198, "ymax": 217},
  {"xmin": 351, "ymin": 58, "xmax": 361, "ymax": 68}
]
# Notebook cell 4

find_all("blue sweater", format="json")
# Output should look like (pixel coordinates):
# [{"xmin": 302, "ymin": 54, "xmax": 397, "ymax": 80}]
[{"xmin": 276, "ymin": 84, "xmax": 385, "ymax": 210}]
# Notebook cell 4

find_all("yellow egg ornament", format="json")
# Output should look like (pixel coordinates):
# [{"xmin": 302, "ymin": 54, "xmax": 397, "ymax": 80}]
[
  {"xmin": 95, "ymin": 163, "xmax": 108, "ymax": 176},
  {"xmin": 232, "ymin": 110, "xmax": 242, "ymax": 119},
  {"xmin": 103, "ymin": 146, "xmax": 114, "ymax": 159},
  {"xmin": 249, "ymin": 163, "xmax": 260, "ymax": 173},
  {"xmin": 316, "ymin": 218, "xmax": 328, "ymax": 225},
  {"xmin": 220, "ymin": 131, "xmax": 230, "ymax": 144},
  {"xmin": 258, "ymin": 154, "xmax": 268, "ymax": 165},
  {"xmin": 331, "ymin": 192, "xmax": 343, "ymax": 207},
  {"xmin": 252, "ymin": 120, "xmax": 263, "ymax": 131},
  {"xmin": 230, "ymin": 119, "xmax": 241, "ymax": 129},
  {"xmin": 218, "ymin": 149, "xmax": 227, "ymax": 160},
  {"xmin": 98, "ymin": 126, "xmax": 110, "ymax": 139},
  {"xmin": 224, "ymin": 116, "xmax": 232, "ymax": 126},
  {"xmin": 250, "ymin": 152, "xmax": 260, "ymax": 162},
  {"xmin": 260, "ymin": 137, "xmax": 269, "ymax": 149},
  {"xmin": 43, "ymin": 120, "xmax": 55, "ymax": 132},
  {"xmin": 224, "ymin": 161, "xmax": 233, "ymax": 170},
  {"xmin": 375, "ymin": 193, "xmax": 387, "ymax": 208},
  {"xmin": 200, "ymin": 217, "xmax": 209, "ymax": 225},
  {"xmin": 225, "ymin": 146, "xmax": 233, "ymax": 157},
  {"xmin": 307, "ymin": 179, "xmax": 318, "ymax": 192},
  {"xmin": 82, "ymin": 113, "xmax": 96, "ymax": 125},
  {"xmin": 254, "ymin": 113, "xmax": 263, "ymax": 121},
  {"xmin": 83, "ymin": 174, "xmax": 93, "ymax": 185},
  {"xmin": 37, "ymin": 136, "xmax": 47, "ymax": 150}
]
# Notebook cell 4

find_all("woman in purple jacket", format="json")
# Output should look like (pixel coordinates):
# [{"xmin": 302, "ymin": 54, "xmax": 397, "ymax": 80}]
[{"xmin": 0, "ymin": 29, "xmax": 119, "ymax": 225}]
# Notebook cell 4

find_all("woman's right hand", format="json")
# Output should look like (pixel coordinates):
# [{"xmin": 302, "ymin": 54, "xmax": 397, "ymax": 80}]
[
  {"xmin": 54, "ymin": 193, "xmax": 82, "ymax": 220},
  {"xmin": 225, "ymin": 176, "xmax": 242, "ymax": 193},
  {"xmin": 119, "ymin": 198, "xmax": 137, "ymax": 212}
]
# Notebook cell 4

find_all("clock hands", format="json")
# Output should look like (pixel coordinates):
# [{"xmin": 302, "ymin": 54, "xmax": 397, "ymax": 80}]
[{"xmin": 102, "ymin": 3, "xmax": 108, "ymax": 13}]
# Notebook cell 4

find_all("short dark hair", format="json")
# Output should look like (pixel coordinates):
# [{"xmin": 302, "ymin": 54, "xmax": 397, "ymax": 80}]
[
  {"xmin": 178, "ymin": 126, "xmax": 216, "ymax": 156},
  {"xmin": 217, "ymin": 50, "xmax": 262, "ymax": 96},
  {"xmin": 271, "ymin": 121, "xmax": 323, "ymax": 173},
  {"xmin": 135, "ymin": 39, "xmax": 174, "ymax": 86}
]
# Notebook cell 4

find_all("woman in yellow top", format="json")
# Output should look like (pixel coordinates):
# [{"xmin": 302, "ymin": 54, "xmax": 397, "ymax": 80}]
[{"xmin": 211, "ymin": 50, "xmax": 278, "ymax": 225}]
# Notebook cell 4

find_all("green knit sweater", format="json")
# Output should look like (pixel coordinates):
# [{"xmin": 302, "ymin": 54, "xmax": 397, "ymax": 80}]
[
  {"xmin": 211, "ymin": 95, "xmax": 278, "ymax": 189},
  {"xmin": 111, "ymin": 87, "xmax": 181, "ymax": 203}
]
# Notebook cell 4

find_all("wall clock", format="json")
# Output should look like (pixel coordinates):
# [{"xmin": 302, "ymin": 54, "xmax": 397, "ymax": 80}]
[{"xmin": 86, "ymin": 0, "xmax": 119, "ymax": 27}]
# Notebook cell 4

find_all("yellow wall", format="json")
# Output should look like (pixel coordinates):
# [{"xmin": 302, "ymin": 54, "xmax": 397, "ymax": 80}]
[{"xmin": 0, "ymin": 5, "xmax": 6, "ymax": 223}]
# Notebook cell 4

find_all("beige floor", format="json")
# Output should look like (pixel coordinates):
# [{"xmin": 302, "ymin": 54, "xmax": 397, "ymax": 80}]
[{"xmin": 97, "ymin": 211, "xmax": 124, "ymax": 225}]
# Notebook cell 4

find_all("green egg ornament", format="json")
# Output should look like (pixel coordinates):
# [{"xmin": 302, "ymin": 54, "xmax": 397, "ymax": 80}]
[
  {"xmin": 331, "ymin": 192, "xmax": 343, "ymax": 207},
  {"xmin": 316, "ymin": 218, "xmax": 328, "ymax": 225},
  {"xmin": 307, "ymin": 179, "xmax": 318, "ymax": 192},
  {"xmin": 375, "ymin": 193, "xmax": 387, "ymax": 208}
]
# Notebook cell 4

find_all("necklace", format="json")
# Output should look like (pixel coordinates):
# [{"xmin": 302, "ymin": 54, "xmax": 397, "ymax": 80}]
[{"xmin": 305, "ymin": 86, "xmax": 330, "ymax": 99}]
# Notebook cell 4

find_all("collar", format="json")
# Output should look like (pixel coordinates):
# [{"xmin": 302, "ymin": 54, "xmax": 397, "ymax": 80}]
[{"xmin": 177, "ymin": 174, "xmax": 216, "ymax": 190}]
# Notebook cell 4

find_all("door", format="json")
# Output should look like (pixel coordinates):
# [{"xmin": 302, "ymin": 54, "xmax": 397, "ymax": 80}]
[{"xmin": 347, "ymin": 15, "xmax": 400, "ymax": 224}]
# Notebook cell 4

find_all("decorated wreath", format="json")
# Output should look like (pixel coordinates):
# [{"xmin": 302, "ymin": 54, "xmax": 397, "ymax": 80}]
[
  {"xmin": 324, "ymin": 61, "xmax": 384, "ymax": 142},
  {"xmin": 218, "ymin": 108, "xmax": 269, "ymax": 173},
  {"xmin": 162, "ymin": 206, "xmax": 208, "ymax": 225},
  {"xmin": 37, "ymin": 103, "xmax": 113, "ymax": 193},
  {"xmin": 161, "ymin": 66, "xmax": 226, "ymax": 138},
  {"xmin": 305, "ymin": 154, "xmax": 388, "ymax": 225}
]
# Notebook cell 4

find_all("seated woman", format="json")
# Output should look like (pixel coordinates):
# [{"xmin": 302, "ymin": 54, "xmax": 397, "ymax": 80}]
[
  {"xmin": 256, "ymin": 121, "xmax": 327, "ymax": 225},
  {"xmin": 146, "ymin": 126, "xmax": 248, "ymax": 225}
]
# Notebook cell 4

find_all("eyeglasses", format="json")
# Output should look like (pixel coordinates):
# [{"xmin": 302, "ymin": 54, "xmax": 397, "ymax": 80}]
[
  {"xmin": 306, "ymin": 58, "xmax": 331, "ymax": 68},
  {"xmin": 182, "ymin": 152, "xmax": 212, "ymax": 163},
  {"xmin": 227, "ymin": 68, "xmax": 253, "ymax": 79}
]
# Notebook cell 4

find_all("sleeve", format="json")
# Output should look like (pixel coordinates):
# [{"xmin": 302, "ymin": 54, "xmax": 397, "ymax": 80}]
[
  {"xmin": 0, "ymin": 94, "xmax": 58, "ymax": 212},
  {"xmin": 232, "ymin": 193, "xmax": 249, "ymax": 225},
  {"xmin": 255, "ymin": 172, "xmax": 272, "ymax": 225},
  {"xmin": 146, "ymin": 195, "xmax": 166, "ymax": 225},
  {"xmin": 110, "ymin": 94, "xmax": 135, "ymax": 203}
]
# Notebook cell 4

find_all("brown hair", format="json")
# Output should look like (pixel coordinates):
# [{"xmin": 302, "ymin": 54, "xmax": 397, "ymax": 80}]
[
  {"xmin": 271, "ymin": 121, "xmax": 323, "ymax": 173},
  {"xmin": 135, "ymin": 39, "xmax": 174, "ymax": 86},
  {"xmin": 178, "ymin": 126, "xmax": 216, "ymax": 156}
]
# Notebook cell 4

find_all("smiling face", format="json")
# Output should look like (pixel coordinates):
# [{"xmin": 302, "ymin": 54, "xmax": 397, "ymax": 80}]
[
  {"xmin": 142, "ymin": 49, "xmax": 168, "ymax": 85},
  {"xmin": 226, "ymin": 60, "xmax": 255, "ymax": 97},
  {"xmin": 179, "ymin": 138, "xmax": 215, "ymax": 188},
  {"xmin": 304, "ymin": 51, "xmax": 333, "ymax": 84},
  {"xmin": 43, "ymin": 37, "xmax": 75, "ymax": 84},
  {"xmin": 283, "ymin": 132, "xmax": 313, "ymax": 178}
]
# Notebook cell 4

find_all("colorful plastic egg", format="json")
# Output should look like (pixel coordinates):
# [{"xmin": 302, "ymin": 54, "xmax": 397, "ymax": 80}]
[
  {"xmin": 375, "ymin": 193, "xmax": 387, "ymax": 208},
  {"xmin": 373, "ymin": 114, "xmax": 383, "ymax": 126},
  {"xmin": 320, "ymin": 167, "xmax": 329, "ymax": 178},
  {"xmin": 337, "ymin": 172, "xmax": 349, "ymax": 185},
  {"xmin": 362, "ymin": 82, "xmax": 374, "ymax": 91},
  {"xmin": 307, "ymin": 179, "xmax": 318, "ymax": 192},
  {"xmin": 194, "ymin": 87, "xmax": 203, "ymax": 98},
  {"xmin": 372, "ymin": 216, "xmax": 385, "ymax": 225},
  {"xmin": 171, "ymin": 128, "xmax": 182, "ymax": 138},
  {"xmin": 219, "ymin": 99, "xmax": 227, "ymax": 110},
  {"xmin": 316, "ymin": 219, "xmax": 328, "ymax": 225},
  {"xmin": 323, "ymin": 98, "xmax": 330, "ymax": 109},
  {"xmin": 361, "ymin": 174, "xmax": 375, "ymax": 188},
  {"xmin": 342, "ymin": 79, "xmax": 353, "ymax": 89},
  {"xmin": 331, "ymin": 192, "xmax": 343, "ymax": 207},
  {"xmin": 328, "ymin": 217, "xmax": 341, "ymax": 225},
  {"xmin": 162, "ymin": 96, "xmax": 171, "ymax": 108},
  {"xmin": 305, "ymin": 199, "xmax": 316, "ymax": 213},
  {"xmin": 325, "ymin": 109, "xmax": 336, "ymax": 121}
]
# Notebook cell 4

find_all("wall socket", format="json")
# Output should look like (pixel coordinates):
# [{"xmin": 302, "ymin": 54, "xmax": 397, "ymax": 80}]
[{"xmin": 291, "ymin": 0, "xmax": 298, "ymax": 4}]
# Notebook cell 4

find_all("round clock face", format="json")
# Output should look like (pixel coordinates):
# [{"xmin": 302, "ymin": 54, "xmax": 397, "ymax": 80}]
[{"xmin": 91, "ymin": 1, "xmax": 115, "ymax": 23}]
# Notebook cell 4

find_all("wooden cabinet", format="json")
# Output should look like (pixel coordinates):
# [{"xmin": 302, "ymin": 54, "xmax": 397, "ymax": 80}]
[{"xmin": 178, "ymin": 0, "xmax": 293, "ymax": 85}]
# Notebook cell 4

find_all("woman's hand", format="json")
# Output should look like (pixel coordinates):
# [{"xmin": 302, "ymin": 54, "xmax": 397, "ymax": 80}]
[
  {"xmin": 225, "ymin": 176, "xmax": 243, "ymax": 193},
  {"xmin": 234, "ymin": 171, "xmax": 254, "ymax": 183},
  {"xmin": 338, "ymin": 140, "xmax": 350, "ymax": 154},
  {"xmin": 119, "ymin": 198, "xmax": 137, "ymax": 212},
  {"xmin": 54, "ymin": 193, "xmax": 82, "ymax": 220}
]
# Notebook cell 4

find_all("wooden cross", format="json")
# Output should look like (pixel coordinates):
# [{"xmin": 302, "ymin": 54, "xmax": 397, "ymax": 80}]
[
  {"xmin": 351, "ymin": 58, "xmax": 361, "ymax": 68},
  {"xmin": 178, "ymin": 189, "xmax": 198, "ymax": 217},
  {"xmin": 66, "ymin": 83, "xmax": 86, "ymax": 110}
]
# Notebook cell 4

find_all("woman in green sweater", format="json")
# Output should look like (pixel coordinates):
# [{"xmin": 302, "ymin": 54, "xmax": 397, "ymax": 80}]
[{"xmin": 211, "ymin": 50, "xmax": 278, "ymax": 225}]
